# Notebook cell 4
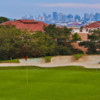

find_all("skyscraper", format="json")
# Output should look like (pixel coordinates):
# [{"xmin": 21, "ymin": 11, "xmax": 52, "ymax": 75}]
[
  {"xmin": 84, "ymin": 13, "xmax": 90, "ymax": 21},
  {"xmin": 67, "ymin": 14, "xmax": 73, "ymax": 22},
  {"xmin": 43, "ymin": 13, "xmax": 47, "ymax": 21},
  {"xmin": 95, "ymin": 13, "xmax": 100, "ymax": 21},
  {"xmin": 53, "ymin": 12, "xmax": 58, "ymax": 22},
  {"xmin": 75, "ymin": 15, "xmax": 81, "ymax": 22},
  {"xmin": 29, "ymin": 15, "xmax": 34, "ymax": 19},
  {"xmin": 89, "ymin": 13, "xmax": 95, "ymax": 21}
]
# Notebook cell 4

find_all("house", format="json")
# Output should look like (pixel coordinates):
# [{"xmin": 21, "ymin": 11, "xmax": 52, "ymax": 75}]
[
  {"xmin": 83, "ymin": 21, "xmax": 100, "ymax": 33},
  {"xmin": 68, "ymin": 26, "xmax": 81, "ymax": 33},
  {"xmin": 1, "ymin": 19, "xmax": 48, "ymax": 32}
]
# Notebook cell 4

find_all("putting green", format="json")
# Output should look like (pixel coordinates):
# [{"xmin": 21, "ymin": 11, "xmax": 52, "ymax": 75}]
[{"xmin": 0, "ymin": 66, "xmax": 100, "ymax": 100}]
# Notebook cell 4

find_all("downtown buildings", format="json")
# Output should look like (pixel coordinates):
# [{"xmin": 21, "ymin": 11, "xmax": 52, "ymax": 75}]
[{"xmin": 21, "ymin": 12, "xmax": 100, "ymax": 28}]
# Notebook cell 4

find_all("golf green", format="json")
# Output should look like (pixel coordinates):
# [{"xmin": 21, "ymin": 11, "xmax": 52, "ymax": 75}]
[{"xmin": 0, "ymin": 66, "xmax": 100, "ymax": 100}]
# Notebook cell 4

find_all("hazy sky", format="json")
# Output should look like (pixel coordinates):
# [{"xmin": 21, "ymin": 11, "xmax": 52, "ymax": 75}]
[{"xmin": 0, "ymin": 0, "xmax": 100, "ymax": 18}]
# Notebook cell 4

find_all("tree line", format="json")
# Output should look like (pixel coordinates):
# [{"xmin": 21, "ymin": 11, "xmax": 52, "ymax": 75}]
[
  {"xmin": 0, "ymin": 25, "xmax": 83, "ymax": 60},
  {"xmin": 0, "ymin": 20, "xmax": 99, "ymax": 60}
]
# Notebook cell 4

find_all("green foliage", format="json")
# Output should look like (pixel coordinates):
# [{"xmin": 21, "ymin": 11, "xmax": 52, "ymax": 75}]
[
  {"xmin": 56, "ymin": 45, "xmax": 74, "ymax": 55},
  {"xmin": 44, "ymin": 25, "xmax": 81, "ymax": 55},
  {"xmin": 44, "ymin": 56, "xmax": 52, "ymax": 62},
  {"xmin": 44, "ymin": 24, "xmax": 72, "ymax": 41},
  {"xmin": 0, "ymin": 25, "xmax": 33, "ymax": 59},
  {"xmin": 90, "ymin": 30, "xmax": 100, "ymax": 54},
  {"xmin": 79, "ymin": 29, "xmax": 100, "ymax": 54},
  {"xmin": 72, "ymin": 33, "xmax": 82, "ymax": 42},
  {"xmin": 0, "ymin": 59, "xmax": 19, "ymax": 63},
  {"xmin": 74, "ymin": 54, "xmax": 84, "ymax": 60},
  {"xmin": 0, "ymin": 17, "xmax": 10, "ymax": 24},
  {"xmin": 79, "ymin": 41, "xmax": 97, "ymax": 54},
  {"xmin": 0, "ymin": 24, "xmax": 82, "ymax": 60}
]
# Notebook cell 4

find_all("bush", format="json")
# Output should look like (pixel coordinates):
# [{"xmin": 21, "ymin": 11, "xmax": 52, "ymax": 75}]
[
  {"xmin": 74, "ymin": 54, "xmax": 84, "ymax": 60},
  {"xmin": 44, "ymin": 56, "xmax": 52, "ymax": 62}
]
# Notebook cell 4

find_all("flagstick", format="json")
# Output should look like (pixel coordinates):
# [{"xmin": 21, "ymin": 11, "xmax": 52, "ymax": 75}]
[{"xmin": 26, "ymin": 60, "xmax": 28, "ymax": 86}]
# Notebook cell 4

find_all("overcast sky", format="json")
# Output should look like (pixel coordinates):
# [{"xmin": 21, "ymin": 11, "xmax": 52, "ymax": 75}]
[{"xmin": 0, "ymin": 0, "xmax": 100, "ymax": 19}]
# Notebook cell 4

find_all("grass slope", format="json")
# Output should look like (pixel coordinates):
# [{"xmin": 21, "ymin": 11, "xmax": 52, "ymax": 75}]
[{"xmin": 0, "ymin": 66, "xmax": 100, "ymax": 100}]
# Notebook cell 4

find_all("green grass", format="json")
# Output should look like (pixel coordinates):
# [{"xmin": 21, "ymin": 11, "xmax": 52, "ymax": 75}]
[
  {"xmin": 0, "ymin": 59, "xmax": 20, "ymax": 63},
  {"xmin": 74, "ymin": 54, "xmax": 84, "ymax": 60},
  {"xmin": 44, "ymin": 56, "xmax": 53, "ymax": 62},
  {"xmin": 0, "ymin": 66, "xmax": 85, "ymax": 70},
  {"xmin": 0, "ymin": 66, "xmax": 100, "ymax": 100}
]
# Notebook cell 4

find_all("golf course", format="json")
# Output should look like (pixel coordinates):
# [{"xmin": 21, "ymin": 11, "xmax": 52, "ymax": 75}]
[
  {"xmin": 0, "ymin": 10, "xmax": 100, "ymax": 100},
  {"xmin": 0, "ymin": 66, "xmax": 100, "ymax": 100}
]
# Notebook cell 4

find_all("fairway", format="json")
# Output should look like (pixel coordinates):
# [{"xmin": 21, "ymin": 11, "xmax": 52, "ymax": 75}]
[{"xmin": 0, "ymin": 66, "xmax": 100, "ymax": 100}]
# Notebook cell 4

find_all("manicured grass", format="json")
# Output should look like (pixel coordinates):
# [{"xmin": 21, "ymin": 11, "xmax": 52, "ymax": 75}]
[
  {"xmin": 44, "ymin": 56, "xmax": 53, "ymax": 62},
  {"xmin": 0, "ymin": 59, "xmax": 19, "ymax": 63},
  {"xmin": 74, "ymin": 54, "xmax": 84, "ymax": 60},
  {"xmin": 0, "ymin": 66, "xmax": 85, "ymax": 70},
  {"xmin": 0, "ymin": 66, "xmax": 100, "ymax": 100}
]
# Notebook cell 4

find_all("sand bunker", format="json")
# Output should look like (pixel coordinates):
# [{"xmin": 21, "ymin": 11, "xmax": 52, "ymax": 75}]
[
  {"xmin": 36, "ymin": 55, "xmax": 100, "ymax": 68},
  {"xmin": 0, "ymin": 55, "xmax": 100, "ymax": 68}
]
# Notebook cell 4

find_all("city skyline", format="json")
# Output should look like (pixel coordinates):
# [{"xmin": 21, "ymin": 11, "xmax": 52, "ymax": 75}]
[
  {"xmin": 21, "ymin": 12, "xmax": 100, "ymax": 26},
  {"xmin": 0, "ymin": 0, "xmax": 100, "ymax": 18}
]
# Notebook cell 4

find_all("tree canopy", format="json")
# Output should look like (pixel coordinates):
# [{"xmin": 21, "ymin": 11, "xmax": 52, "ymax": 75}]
[
  {"xmin": 0, "ymin": 24, "xmax": 83, "ymax": 60},
  {"xmin": 0, "ymin": 17, "xmax": 10, "ymax": 24},
  {"xmin": 79, "ymin": 29, "xmax": 100, "ymax": 54},
  {"xmin": 72, "ymin": 33, "xmax": 82, "ymax": 42}
]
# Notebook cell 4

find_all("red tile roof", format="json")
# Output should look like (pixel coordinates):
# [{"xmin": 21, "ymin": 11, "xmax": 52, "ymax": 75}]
[
  {"xmin": 84, "ymin": 21, "xmax": 100, "ymax": 28},
  {"xmin": 1, "ymin": 19, "xmax": 48, "ymax": 32}
]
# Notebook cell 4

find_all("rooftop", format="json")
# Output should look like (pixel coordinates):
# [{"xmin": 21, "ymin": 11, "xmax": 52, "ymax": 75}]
[
  {"xmin": 1, "ymin": 19, "xmax": 48, "ymax": 32},
  {"xmin": 84, "ymin": 21, "xmax": 100, "ymax": 28}
]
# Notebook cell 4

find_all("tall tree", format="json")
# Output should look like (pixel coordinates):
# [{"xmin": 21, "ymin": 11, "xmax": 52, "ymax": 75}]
[
  {"xmin": 79, "ymin": 29, "xmax": 100, "ymax": 54},
  {"xmin": 44, "ymin": 25, "xmax": 72, "ymax": 46},
  {"xmin": 43, "ymin": 25, "xmax": 79, "ymax": 55}
]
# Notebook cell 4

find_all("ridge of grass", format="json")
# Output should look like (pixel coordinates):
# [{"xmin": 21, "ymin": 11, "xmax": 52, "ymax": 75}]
[
  {"xmin": 44, "ymin": 56, "xmax": 53, "ymax": 62},
  {"xmin": 0, "ymin": 66, "xmax": 99, "ymax": 71},
  {"xmin": 0, "ymin": 59, "xmax": 20, "ymax": 63},
  {"xmin": 74, "ymin": 54, "xmax": 84, "ymax": 60}
]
